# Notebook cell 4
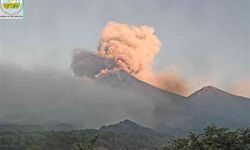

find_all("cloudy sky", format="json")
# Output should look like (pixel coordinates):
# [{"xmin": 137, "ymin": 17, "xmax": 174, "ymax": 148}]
[{"xmin": 0, "ymin": 0, "xmax": 249, "ymax": 92}]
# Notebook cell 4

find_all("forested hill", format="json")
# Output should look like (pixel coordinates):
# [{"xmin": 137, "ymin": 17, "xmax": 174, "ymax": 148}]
[{"xmin": 0, "ymin": 120, "xmax": 169, "ymax": 150}]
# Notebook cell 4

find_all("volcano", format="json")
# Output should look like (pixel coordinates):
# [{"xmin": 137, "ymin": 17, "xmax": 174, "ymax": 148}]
[
  {"xmin": 157, "ymin": 85, "xmax": 250, "ymax": 136},
  {"xmin": 1, "ymin": 64, "xmax": 250, "ymax": 136}
]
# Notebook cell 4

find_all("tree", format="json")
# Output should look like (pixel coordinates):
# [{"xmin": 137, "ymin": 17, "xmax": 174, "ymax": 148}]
[
  {"xmin": 161, "ymin": 125, "xmax": 250, "ymax": 150},
  {"xmin": 0, "ymin": 136, "xmax": 5, "ymax": 144},
  {"xmin": 71, "ymin": 134, "xmax": 99, "ymax": 150}
]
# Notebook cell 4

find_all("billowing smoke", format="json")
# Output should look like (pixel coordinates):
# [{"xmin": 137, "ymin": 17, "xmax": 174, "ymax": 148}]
[
  {"xmin": 72, "ymin": 22, "xmax": 189, "ymax": 95},
  {"xmin": 98, "ymin": 22, "xmax": 160, "ymax": 76},
  {"xmin": 153, "ymin": 70, "xmax": 189, "ymax": 96}
]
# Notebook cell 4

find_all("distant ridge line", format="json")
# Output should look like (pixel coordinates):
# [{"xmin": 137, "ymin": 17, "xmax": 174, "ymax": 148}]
[{"xmin": 188, "ymin": 85, "xmax": 250, "ymax": 99}]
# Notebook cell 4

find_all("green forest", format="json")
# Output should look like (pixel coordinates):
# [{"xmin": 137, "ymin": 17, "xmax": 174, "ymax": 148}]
[{"xmin": 0, "ymin": 124, "xmax": 249, "ymax": 150}]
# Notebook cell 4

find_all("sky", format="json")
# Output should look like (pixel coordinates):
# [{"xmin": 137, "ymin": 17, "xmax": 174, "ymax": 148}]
[{"xmin": 0, "ymin": 0, "xmax": 249, "ymax": 92}]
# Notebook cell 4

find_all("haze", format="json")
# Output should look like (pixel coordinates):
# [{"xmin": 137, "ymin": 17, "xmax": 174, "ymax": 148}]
[{"xmin": 0, "ymin": 0, "xmax": 249, "ymax": 96}]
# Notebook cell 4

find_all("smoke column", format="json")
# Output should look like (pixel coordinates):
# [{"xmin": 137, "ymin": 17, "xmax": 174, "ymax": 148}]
[{"xmin": 97, "ymin": 22, "xmax": 189, "ymax": 95}]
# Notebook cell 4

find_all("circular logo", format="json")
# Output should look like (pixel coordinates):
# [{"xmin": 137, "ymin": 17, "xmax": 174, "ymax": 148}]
[{"xmin": 0, "ymin": 0, "xmax": 23, "ymax": 15}]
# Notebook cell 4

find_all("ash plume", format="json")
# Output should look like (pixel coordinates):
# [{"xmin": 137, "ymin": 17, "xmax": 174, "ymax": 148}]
[
  {"xmin": 0, "ymin": 63, "xmax": 183, "ymax": 129},
  {"xmin": 72, "ymin": 22, "xmax": 189, "ymax": 95}
]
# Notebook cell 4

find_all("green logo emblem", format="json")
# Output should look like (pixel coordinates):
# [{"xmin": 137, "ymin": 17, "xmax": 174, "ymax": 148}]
[{"xmin": 1, "ymin": 0, "xmax": 23, "ymax": 15}]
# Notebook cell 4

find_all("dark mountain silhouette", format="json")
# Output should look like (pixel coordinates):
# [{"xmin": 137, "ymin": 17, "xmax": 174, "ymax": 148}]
[
  {"xmin": 0, "ymin": 119, "xmax": 170, "ymax": 150},
  {"xmin": 100, "ymin": 119, "xmax": 159, "ymax": 137},
  {"xmin": 0, "ymin": 64, "xmax": 184, "ymax": 129},
  {"xmin": 96, "ymin": 72, "xmax": 250, "ymax": 136},
  {"xmin": 1, "ymin": 64, "xmax": 249, "ymax": 137},
  {"xmin": 157, "ymin": 86, "xmax": 250, "ymax": 136},
  {"xmin": 93, "ymin": 120, "xmax": 169, "ymax": 150}
]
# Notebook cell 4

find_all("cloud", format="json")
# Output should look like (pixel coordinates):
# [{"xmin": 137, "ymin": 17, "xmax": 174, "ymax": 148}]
[{"xmin": 72, "ymin": 21, "xmax": 189, "ymax": 95}]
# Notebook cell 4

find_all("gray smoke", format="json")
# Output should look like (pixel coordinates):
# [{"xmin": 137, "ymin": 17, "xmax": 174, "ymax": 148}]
[{"xmin": 0, "ymin": 63, "xmax": 183, "ymax": 129}]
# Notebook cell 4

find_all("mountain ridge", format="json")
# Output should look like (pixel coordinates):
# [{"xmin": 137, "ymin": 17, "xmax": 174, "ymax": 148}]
[
  {"xmin": 157, "ymin": 85, "xmax": 250, "ymax": 135},
  {"xmin": 97, "ymin": 69, "xmax": 249, "ymax": 99},
  {"xmin": 1, "ymin": 64, "xmax": 250, "ymax": 137},
  {"xmin": 189, "ymin": 85, "xmax": 250, "ymax": 99}
]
